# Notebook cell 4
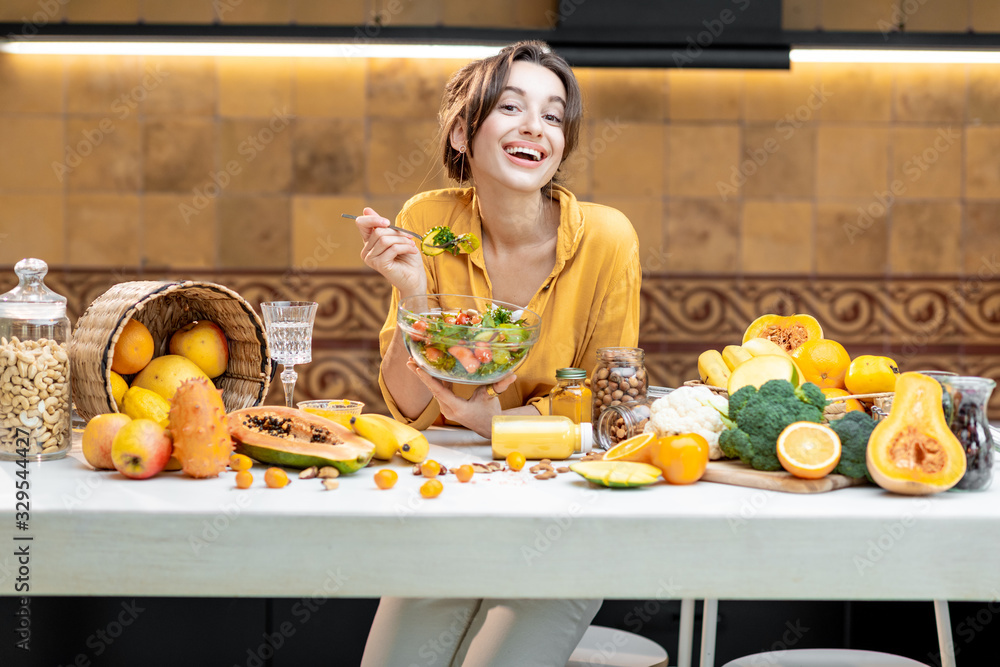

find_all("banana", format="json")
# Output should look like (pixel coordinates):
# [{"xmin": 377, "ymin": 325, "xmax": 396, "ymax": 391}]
[
  {"xmin": 697, "ymin": 349, "xmax": 730, "ymax": 388},
  {"xmin": 722, "ymin": 344, "xmax": 753, "ymax": 371},
  {"xmin": 363, "ymin": 413, "xmax": 430, "ymax": 463},
  {"xmin": 742, "ymin": 338, "xmax": 806, "ymax": 386},
  {"xmin": 350, "ymin": 414, "xmax": 400, "ymax": 460}
]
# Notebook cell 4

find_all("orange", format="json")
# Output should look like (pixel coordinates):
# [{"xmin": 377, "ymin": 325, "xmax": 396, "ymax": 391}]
[
  {"xmin": 602, "ymin": 432, "xmax": 656, "ymax": 464},
  {"xmin": 776, "ymin": 422, "xmax": 842, "ymax": 479},
  {"xmin": 111, "ymin": 319, "xmax": 155, "ymax": 375},
  {"xmin": 650, "ymin": 433, "xmax": 709, "ymax": 485},
  {"xmin": 845, "ymin": 355, "xmax": 899, "ymax": 395},
  {"xmin": 374, "ymin": 469, "xmax": 398, "ymax": 490},
  {"xmin": 821, "ymin": 387, "xmax": 865, "ymax": 413},
  {"xmin": 790, "ymin": 339, "xmax": 851, "ymax": 389},
  {"xmin": 420, "ymin": 478, "xmax": 443, "ymax": 498},
  {"xmin": 455, "ymin": 464, "xmax": 475, "ymax": 483},
  {"xmin": 264, "ymin": 467, "xmax": 290, "ymax": 488}
]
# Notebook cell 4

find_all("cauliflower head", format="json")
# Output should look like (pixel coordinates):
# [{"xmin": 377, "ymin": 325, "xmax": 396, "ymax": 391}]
[{"xmin": 642, "ymin": 385, "xmax": 731, "ymax": 459}]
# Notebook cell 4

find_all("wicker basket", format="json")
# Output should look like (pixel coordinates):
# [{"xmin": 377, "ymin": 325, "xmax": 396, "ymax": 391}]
[
  {"xmin": 69, "ymin": 280, "xmax": 272, "ymax": 421},
  {"xmin": 824, "ymin": 392, "xmax": 894, "ymax": 421}
]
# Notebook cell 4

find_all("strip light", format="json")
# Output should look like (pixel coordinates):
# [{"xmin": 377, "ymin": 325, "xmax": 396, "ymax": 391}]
[
  {"xmin": 0, "ymin": 40, "xmax": 505, "ymax": 59},
  {"xmin": 791, "ymin": 48, "xmax": 1000, "ymax": 64},
  {"xmin": 2, "ymin": 39, "xmax": 999, "ymax": 65}
]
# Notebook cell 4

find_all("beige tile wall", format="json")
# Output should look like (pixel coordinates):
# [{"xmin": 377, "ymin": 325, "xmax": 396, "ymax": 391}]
[{"xmin": 1, "ymin": 1, "xmax": 999, "ymax": 277}]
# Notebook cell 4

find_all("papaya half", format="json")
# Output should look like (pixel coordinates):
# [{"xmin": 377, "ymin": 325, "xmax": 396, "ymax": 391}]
[
  {"xmin": 866, "ymin": 372, "xmax": 966, "ymax": 495},
  {"xmin": 742, "ymin": 314, "xmax": 823, "ymax": 354},
  {"xmin": 227, "ymin": 406, "xmax": 375, "ymax": 474}
]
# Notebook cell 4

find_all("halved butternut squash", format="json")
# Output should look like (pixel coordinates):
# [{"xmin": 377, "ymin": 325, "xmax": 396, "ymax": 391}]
[
  {"xmin": 742, "ymin": 314, "xmax": 823, "ymax": 354},
  {"xmin": 866, "ymin": 372, "xmax": 966, "ymax": 495}
]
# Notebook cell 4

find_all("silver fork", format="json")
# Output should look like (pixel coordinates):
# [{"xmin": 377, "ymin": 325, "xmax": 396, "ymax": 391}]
[{"xmin": 342, "ymin": 213, "xmax": 451, "ymax": 248}]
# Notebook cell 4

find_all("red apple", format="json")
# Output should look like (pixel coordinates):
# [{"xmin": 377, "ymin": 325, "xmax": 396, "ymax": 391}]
[
  {"xmin": 81, "ymin": 413, "xmax": 132, "ymax": 470},
  {"xmin": 169, "ymin": 320, "xmax": 229, "ymax": 378},
  {"xmin": 111, "ymin": 419, "xmax": 173, "ymax": 480}
]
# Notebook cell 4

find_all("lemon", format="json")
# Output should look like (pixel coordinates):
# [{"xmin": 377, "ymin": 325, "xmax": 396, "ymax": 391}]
[
  {"xmin": 110, "ymin": 371, "xmax": 129, "ymax": 412},
  {"xmin": 122, "ymin": 386, "xmax": 171, "ymax": 428}
]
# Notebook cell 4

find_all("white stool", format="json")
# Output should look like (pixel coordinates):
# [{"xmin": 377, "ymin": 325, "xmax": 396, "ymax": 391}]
[
  {"xmin": 679, "ymin": 599, "xmax": 954, "ymax": 667},
  {"xmin": 722, "ymin": 648, "xmax": 929, "ymax": 666},
  {"xmin": 568, "ymin": 625, "xmax": 669, "ymax": 667}
]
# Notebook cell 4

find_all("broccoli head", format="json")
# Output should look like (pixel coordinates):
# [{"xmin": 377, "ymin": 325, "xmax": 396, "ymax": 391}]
[
  {"xmin": 795, "ymin": 381, "xmax": 828, "ymax": 412},
  {"xmin": 829, "ymin": 410, "xmax": 878, "ymax": 480},
  {"xmin": 719, "ymin": 379, "xmax": 825, "ymax": 471}
]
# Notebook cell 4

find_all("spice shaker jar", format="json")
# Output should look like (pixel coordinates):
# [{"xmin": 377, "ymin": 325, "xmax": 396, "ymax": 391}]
[
  {"xmin": 591, "ymin": 347, "xmax": 647, "ymax": 422},
  {"xmin": 0, "ymin": 259, "xmax": 72, "ymax": 461},
  {"xmin": 594, "ymin": 386, "xmax": 673, "ymax": 450},
  {"xmin": 548, "ymin": 367, "xmax": 592, "ymax": 424}
]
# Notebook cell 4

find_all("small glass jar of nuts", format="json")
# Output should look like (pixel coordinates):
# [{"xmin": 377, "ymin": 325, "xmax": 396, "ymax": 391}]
[
  {"xmin": 590, "ymin": 347, "xmax": 647, "ymax": 422},
  {"xmin": 0, "ymin": 258, "xmax": 72, "ymax": 461},
  {"xmin": 594, "ymin": 386, "xmax": 673, "ymax": 450}
]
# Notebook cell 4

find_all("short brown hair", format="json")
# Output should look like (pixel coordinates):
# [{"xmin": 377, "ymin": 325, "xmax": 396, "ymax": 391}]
[{"xmin": 439, "ymin": 41, "xmax": 583, "ymax": 185}]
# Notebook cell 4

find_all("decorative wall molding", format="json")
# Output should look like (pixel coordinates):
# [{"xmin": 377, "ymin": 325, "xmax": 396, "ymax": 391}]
[{"xmin": 4, "ymin": 269, "xmax": 997, "ymax": 415}]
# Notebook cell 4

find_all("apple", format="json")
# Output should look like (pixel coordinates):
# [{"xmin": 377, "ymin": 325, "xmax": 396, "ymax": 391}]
[
  {"xmin": 169, "ymin": 320, "xmax": 229, "ymax": 378},
  {"xmin": 111, "ymin": 419, "xmax": 173, "ymax": 480},
  {"xmin": 81, "ymin": 413, "xmax": 132, "ymax": 470}
]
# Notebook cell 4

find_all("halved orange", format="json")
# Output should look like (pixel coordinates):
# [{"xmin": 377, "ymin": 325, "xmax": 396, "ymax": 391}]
[
  {"xmin": 603, "ymin": 432, "xmax": 656, "ymax": 464},
  {"xmin": 776, "ymin": 421, "xmax": 842, "ymax": 479}
]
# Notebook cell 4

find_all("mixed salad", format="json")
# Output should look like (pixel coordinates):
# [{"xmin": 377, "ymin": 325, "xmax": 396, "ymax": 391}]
[{"xmin": 400, "ymin": 304, "xmax": 535, "ymax": 383}]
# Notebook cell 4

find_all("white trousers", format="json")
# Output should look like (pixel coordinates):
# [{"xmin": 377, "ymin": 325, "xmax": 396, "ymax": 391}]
[{"xmin": 360, "ymin": 597, "xmax": 603, "ymax": 667}]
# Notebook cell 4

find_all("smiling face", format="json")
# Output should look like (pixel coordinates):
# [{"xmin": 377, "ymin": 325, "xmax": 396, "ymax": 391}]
[{"xmin": 456, "ymin": 61, "xmax": 568, "ymax": 194}]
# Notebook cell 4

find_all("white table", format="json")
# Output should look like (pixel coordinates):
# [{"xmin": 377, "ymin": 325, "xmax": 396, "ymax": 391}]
[{"xmin": 1, "ymin": 427, "xmax": 997, "ymax": 604}]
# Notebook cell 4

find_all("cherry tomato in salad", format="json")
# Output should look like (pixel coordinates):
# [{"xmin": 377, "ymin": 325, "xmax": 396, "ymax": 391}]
[
  {"xmin": 410, "ymin": 319, "xmax": 428, "ymax": 342},
  {"xmin": 455, "ymin": 313, "xmax": 471, "ymax": 326}
]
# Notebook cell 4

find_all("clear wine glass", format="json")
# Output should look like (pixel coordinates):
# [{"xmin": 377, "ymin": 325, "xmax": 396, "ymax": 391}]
[{"xmin": 261, "ymin": 301, "xmax": 318, "ymax": 408}]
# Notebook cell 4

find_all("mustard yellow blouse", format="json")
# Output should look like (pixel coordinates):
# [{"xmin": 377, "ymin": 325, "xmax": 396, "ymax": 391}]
[{"xmin": 378, "ymin": 184, "xmax": 641, "ymax": 430}]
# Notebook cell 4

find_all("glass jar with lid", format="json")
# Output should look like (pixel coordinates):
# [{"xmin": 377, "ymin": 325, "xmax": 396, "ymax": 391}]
[
  {"xmin": 594, "ymin": 386, "xmax": 673, "ymax": 450},
  {"xmin": 590, "ymin": 347, "xmax": 647, "ymax": 422},
  {"xmin": 0, "ymin": 258, "xmax": 72, "ymax": 461},
  {"xmin": 548, "ymin": 367, "xmax": 592, "ymax": 424}
]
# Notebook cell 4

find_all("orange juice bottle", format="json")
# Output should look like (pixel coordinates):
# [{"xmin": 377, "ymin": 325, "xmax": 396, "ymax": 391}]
[
  {"xmin": 491, "ymin": 415, "xmax": 593, "ymax": 461},
  {"xmin": 548, "ymin": 368, "xmax": 592, "ymax": 424}
]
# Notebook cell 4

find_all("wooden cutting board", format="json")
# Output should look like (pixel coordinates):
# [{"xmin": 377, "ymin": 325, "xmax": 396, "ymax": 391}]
[{"xmin": 703, "ymin": 460, "xmax": 869, "ymax": 494}]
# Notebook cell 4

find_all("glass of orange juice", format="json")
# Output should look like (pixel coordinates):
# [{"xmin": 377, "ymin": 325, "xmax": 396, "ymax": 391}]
[{"xmin": 297, "ymin": 399, "xmax": 364, "ymax": 427}]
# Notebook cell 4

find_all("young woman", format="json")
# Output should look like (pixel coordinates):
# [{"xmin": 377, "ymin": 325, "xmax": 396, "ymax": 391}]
[{"xmin": 354, "ymin": 41, "xmax": 641, "ymax": 665}]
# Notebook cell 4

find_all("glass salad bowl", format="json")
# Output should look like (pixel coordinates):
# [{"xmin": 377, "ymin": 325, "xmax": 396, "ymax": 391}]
[{"xmin": 398, "ymin": 294, "xmax": 541, "ymax": 385}]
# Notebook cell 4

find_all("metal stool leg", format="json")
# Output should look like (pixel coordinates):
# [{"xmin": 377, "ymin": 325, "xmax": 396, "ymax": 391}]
[
  {"xmin": 934, "ymin": 600, "xmax": 957, "ymax": 667},
  {"xmin": 700, "ymin": 599, "xmax": 718, "ymax": 667},
  {"xmin": 678, "ymin": 599, "xmax": 696, "ymax": 667}
]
